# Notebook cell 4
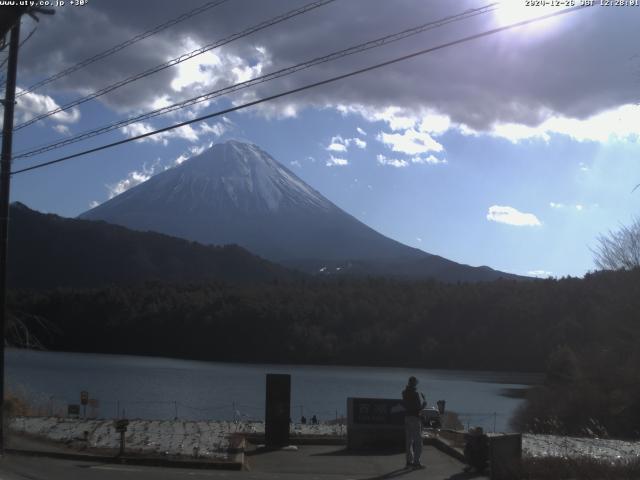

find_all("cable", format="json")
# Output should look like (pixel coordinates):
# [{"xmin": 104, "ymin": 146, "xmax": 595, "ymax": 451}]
[
  {"xmin": 12, "ymin": 0, "xmax": 337, "ymax": 131},
  {"xmin": 18, "ymin": 25, "xmax": 37, "ymax": 48},
  {"xmin": 0, "ymin": 26, "xmax": 36, "ymax": 73},
  {"xmin": 0, "ymin": 26, "xmax": 37, "ymax": 86},
  {"xmin": 11, "ymin": 4, "xmax": 591, "ymax": 176},
  {"xmin": 13, "ymin": 3, "xmax": 498, "ymax": 159},
  {"xmin": 13, "ymin": 0, "xmax": 231, "ymax": 97}
]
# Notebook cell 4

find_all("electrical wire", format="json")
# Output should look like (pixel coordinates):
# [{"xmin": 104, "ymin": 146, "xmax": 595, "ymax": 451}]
[
  {"xmin": 13, "ymin": 0, "xmax": 231, "ymax": 97},
  {"xmin": 0, "ymin": 25, "xmax": 37, "ymax": 84},
  {"xmin": 11, "ymin": 4, "xmax": 591, "ymax": 176},
  {"xmin": 13, "ymin": 3, "xmax": 497, "ymax": 160},
  {"xmin": 12, "ymin": 0, "xmax": 336, "ymax": 131}
]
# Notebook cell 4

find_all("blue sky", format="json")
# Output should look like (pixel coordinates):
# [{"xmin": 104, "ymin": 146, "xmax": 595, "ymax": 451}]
[{"xmin": 5, "ymin": 0, "xmax": 640, "ymax": 277}]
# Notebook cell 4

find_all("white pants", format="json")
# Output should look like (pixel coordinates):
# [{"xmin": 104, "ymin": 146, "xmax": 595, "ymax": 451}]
[{"xmin": 405, "ymin": 416, "xmax": 422, "ymax": 465}]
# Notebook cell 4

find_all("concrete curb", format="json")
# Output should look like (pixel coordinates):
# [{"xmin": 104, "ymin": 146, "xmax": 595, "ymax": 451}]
[
  {"xmin": 245, "ymin": 434, "xmax": 346, "ymax": 446},
  {"xmin": 245, "ymin": 433, "xmax": 466, "ymax": 464},
  {"xmin": 425, "ymin": 437, "xmax": 465, "ymax": 463},
  {"xmin": 4, "ymin": 448, "xmax": 244, "ymax": 470}
]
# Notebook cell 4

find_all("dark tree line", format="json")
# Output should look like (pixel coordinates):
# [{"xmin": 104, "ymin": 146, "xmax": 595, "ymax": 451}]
[{"xmin": 8, "ymin": 268, "xmax": 640, "ymax": 438}]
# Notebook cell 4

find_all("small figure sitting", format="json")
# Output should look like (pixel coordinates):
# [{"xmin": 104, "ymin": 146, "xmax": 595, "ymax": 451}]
[{"xmin": 464, "ymin": 426, "xmax": 489, "ymax": 473}]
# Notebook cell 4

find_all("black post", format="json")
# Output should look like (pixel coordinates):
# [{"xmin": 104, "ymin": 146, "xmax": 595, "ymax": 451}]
[
  {"xmin": 119, "ymin": 430, "xmax": 125, "ymax": 456},
  {"xmin": 265, "ymin": 374, "xmax": 290, "ymax": 447},
  {"xmin": 0, "ymin": 20, "xmax": 22, "ymax": 455}
]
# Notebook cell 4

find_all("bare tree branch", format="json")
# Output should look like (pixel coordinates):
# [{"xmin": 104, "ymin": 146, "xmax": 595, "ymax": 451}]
[{"xmin": 592, "ymin": 218, "xmax": 640, "ymax": 270}]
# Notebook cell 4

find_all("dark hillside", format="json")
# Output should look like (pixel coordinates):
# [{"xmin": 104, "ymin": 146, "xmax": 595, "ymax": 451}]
[{"xmin": 8, "ymin": 202, "xmax": 297, "ymax": 289}]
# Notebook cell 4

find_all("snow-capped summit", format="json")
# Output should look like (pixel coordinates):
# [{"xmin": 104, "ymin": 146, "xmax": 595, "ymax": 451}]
[
  {"xmin": 80, "ymin": 141, "xmax": 518, "ymax": 281},
  {"xmin": 169, "ymin": 141, "xmax": 333, "ymax": 214}
]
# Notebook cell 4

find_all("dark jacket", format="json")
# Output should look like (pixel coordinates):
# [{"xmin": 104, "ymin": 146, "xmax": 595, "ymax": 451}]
[{"xmin": 402, "ymin": 385, "xmax": 426, "ymax": 417}]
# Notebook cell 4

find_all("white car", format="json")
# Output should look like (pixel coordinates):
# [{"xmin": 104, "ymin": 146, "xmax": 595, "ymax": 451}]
[{"xmin": 420, "ymin": 407, "xmax": 442, "ymax": 429}]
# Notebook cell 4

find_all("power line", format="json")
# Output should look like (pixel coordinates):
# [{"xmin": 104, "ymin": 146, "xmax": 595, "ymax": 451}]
[
  {"xmin": 12, "ymin": 0, "xmax": 336, "ymax": 131},
  {"xmin": 0, "ymin": 25, "xmax": 36, "ymax": 81},
  {"xmin": 11, "ymin": 4, "xmax": 591, "ymax": 176},
  {"xmin": 13, "ymin": 3, "xmax": 498, "ymax": 160},
  {"xmin": 12, "ymin": 0, "xmax": 231, "ymax": 97}
]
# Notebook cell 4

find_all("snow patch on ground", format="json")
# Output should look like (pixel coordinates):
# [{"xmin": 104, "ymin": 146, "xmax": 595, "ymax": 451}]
[
  {"xmin": 10, "ymin": 417, "xmax": 346, "ymax": 459},
  {"xmin": 11, "ymin": 417, "xmax": 640, "ymax": 462},
  {"xmin": 523, "ymin": 434, "xmax": 640, "ymax": 461}
]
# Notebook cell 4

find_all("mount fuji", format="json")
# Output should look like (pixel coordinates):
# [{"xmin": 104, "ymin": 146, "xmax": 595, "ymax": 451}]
[{"xmin": 79, "ymin": 141, "xmax": 519, "ymax": 281}]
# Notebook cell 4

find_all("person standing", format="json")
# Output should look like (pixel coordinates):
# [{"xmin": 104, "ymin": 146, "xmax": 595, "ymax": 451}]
[{"xmin": 402, "ymin": 376, "xmax": 426, "ymax": 469}]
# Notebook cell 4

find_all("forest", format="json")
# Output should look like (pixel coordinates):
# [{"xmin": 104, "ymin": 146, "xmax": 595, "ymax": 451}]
[{"xmin": 8, "ymin": 267, "xmax": 640, "ymax": 438}]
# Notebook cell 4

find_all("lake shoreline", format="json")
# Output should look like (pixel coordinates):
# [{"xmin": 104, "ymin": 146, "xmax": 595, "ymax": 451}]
[
  {"xmin": 7, "ymin": 347, "xmax": 545, "ymax": 382},
  {"xmin": 7, "ymin": 348, "xmax": 536, "ymax": 433}
]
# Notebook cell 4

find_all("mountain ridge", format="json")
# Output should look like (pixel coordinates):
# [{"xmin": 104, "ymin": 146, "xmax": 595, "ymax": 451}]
[
  {"xmin": 79, "ymin": 140, "xmax": 523, "ymax": 282},
  {"xmin": 8, "ymin": 202, "xmax": 298, "ymax": 289}
]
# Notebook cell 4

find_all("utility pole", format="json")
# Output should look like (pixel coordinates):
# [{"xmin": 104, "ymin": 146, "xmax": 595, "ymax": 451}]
[
  {"xmin": 0, "ymin": 6, "xmax": 53, "ymax": 455},
  {"xmin": 0, "ymin": 19, "xmax": 22, "ymax": 456}
]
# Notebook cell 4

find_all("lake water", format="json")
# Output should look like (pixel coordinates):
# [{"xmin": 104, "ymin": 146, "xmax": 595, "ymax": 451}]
[{"xmin": 6, "ymin": 349, "xmax": 542, "ymax": 432}]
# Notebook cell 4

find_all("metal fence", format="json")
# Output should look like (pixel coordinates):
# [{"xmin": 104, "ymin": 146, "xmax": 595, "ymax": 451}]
[{"xmin": 13, "ymin": 391, "xmax": 346, "ymax": 425}]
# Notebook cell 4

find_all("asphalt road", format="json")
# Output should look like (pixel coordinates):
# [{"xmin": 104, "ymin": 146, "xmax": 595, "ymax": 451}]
[{"xmin": 0, "ymin": 445, "xmax": 488, "ymax": 480}]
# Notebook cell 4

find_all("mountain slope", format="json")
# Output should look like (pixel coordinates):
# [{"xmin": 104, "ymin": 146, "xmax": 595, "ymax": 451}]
[
  {"xmin": 79, "ymin": 140, "xmax": 521, "ymax": 282},
  {"xmin": 8, "ymin": 202, "xmax": 297, "ymax": 289}
]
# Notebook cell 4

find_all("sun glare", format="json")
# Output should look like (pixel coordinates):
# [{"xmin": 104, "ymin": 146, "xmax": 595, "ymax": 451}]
[{"xmin": 494, "ymin": 2, "xmax": 565, "ymax": 32}]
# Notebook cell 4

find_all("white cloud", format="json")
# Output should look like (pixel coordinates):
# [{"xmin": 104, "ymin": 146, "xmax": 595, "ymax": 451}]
[
  {"xmin": 107, "ymin": 160, "xmax": 161, "ymax": 199},
  {"xmin": 352, "ymin": 138, "xmax": 366, "ymax": 149},
  {"xmin": 52, "ymin": 124, "xmax": 71, "ymax": 135},
  {"xmin": 18, "ymin": 2, "xmax": 639, "ymax": 138},
  {"xmin": 375, "ymin": 153, "xmax": 445, "ymax": 168},
  {"xmin": 169, "ymin": 46, "xmax": 220, "ymax": 92},
  {"xmin": 479, "ymin": 104, "xmax": 640, "ymax": 144},
  {"xmin": 120, "ymin": 122, "xmax": 199, "ymax": 145},
  {"xmin": 89, "ymin": 200, "xmax": 100, "ymax": 208},
  {"xmin": 377, "ymin": 128, "xmax": 444, "ymax": 155},
  {"xmin": 173, "ymin": 139, "xmax": 216, "ymax": 166},
  {"xmin": 326, "ymin": 135, "xmax": 367, "ymax": 152},
  {"xmin": 340, "ymin": 106, "xmax": 451, "ymax": 160},
  {"xmin": 376, "ymin": 154, "xmax": 408, "ymax": 168},
  {"xmin": 418, "ymin": 112, "xmax": 452, "ymax": 136},
  {"xmin": 150, "ymin": 95, "xmax": 173, "ymax": 110},
  {"xmin": 339, "ymin": 105, "xmax": 417, "ymax": 131},
  {"xmin": 486, "ymin": 205, "xmax": 542, "ymax": 227},
  {"xmin": 170, "ymin": 39, "xmax": 269, "ymax": 94},
  {"xmin": 342, "ymin": 103, "xmax": 640, "ymax": 148},
  {"xmin": 528, "ymin": 270, "xmax": 553, "ymax": 278},
  {"xmin": 326, "ymin": 155, "xmax": 348, "ymax": 167},
  {"xmin": 290, "ymin": 160, "xmax": 302, "ymax": 168},
  {"xmin": 549, "ymin": 202, "xmax": 585, "ymax": 212},
  {"xmin": 188, "ymin": 145, "xmax": 206, "ymax": 157},
  {"xmin": 120, "ymin": 120, "xmax": 225, "ymax": 146},
  {"xmin": 411, "ymin": 155, "xmax": 447, "ymax": 165},
  {"xmin": 16, "ymin": 88, "xmax": 81, "ymax": 125},
  {"xmin": 174, "ymin": 153, "xmax": 190, "ymax": 165},
  {"xmin": 338, "ymin": 105, "xmax": 453, "ymax": 137},
  {"xmin": 199, "ymin": 121, "xmax": 227, "ymax": 137},
  {"xmin": 107, "ymin": 170, "xmax": 152, "ymax": 198},
  {"xmin": 327, "ymin": 142, "xmax": 347, "ymax": 152},
  {"xmin": 356, "ymin": 127, "xmax": 367, "ymax": 136}
]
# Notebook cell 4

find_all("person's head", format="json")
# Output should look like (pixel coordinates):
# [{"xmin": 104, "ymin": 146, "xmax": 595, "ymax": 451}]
[{"xmin": 408, "ymin": 376, "xmax": 418, "ymax": 387}]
